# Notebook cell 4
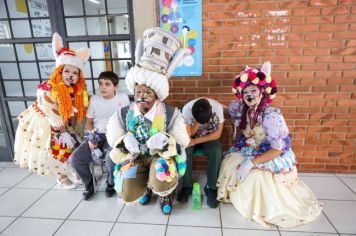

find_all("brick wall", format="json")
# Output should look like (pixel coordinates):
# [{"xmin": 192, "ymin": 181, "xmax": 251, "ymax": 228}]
[{"xmin": 162, "ymin": 0, "xmax": 356, "ymax": 173}]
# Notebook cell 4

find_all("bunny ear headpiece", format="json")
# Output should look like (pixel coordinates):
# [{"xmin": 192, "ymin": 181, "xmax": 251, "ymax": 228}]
[
  {"xmin": 126, "ymin": 27, "xmax": 190, "ymax": 101},
  {"xmin": 232, "ymin": 61, "xmax": 277, "ymax": 104},
  {"xmin": 52, "ymin": 32, "xmax": 90, "ymax": 71}
]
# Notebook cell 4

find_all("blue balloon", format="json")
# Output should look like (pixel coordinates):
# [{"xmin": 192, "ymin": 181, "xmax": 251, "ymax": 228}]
[{"xmin": 188, "ymin": 39, "xmax": 196, "ymax": 46}]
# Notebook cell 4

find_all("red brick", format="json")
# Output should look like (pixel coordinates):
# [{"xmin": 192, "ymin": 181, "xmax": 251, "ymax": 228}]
[
  {"xmin": 305, "ymin": 16, "xmax": 334, "ymax": 24},
  {"xmin": 338, "ymin": 0, "xmax": 356, "ymax": 5},
  {"xmin": 317, "ymin": 41, "xmax": 345, "ymax": 48},
  {"xmin": 321, "ymin": 6, "xmax": 351, "ymax": 15},
  {"xmin": 310, "ymin": 0, "xmax": 338, "ymax": 6},
  {"xmin": 305, "ymin": 32, "xmax": 333, "ymax": 41},
  {"xmin": 303, "ymin": 48, "xmax": 331, "ymax": 56},
  {"xmin": 288, "ymin": 56, "xmax": 315, "ymax": 63},
  {"xmin": 292, "ymin": 8, "xmax": 321, "ymax": 16},
  {"xmin": 329, "ymin": 63, "xmax": 355, "ymax": 70},
  {"xmin": 334, "ymin": 15, "xmax": 356, "ymax": 23},
  {"xmin": 315, "ymin": 56, "xmax": 343, "ymax": 63},
  {"xmin": 343, "ymin": 71, "xmax": 356, "ymax": 77},
  {"xmin": 301, "ymin": 64, "xmax": 328, "ymax": 71},
  {"xmin": 291, "ymin": 24, "xmax": 320, "ymax": 33},
  {"xmin": 315, "ymin": 71, "xmax": 342, "ymax": 77},
  {"xmin": 344, "ymin": 56, "xmax": 356, "ymax": 62},
  {"xmin": 334, "ymin": 32, "xmax": 356, "ymax": 39},
  {"xmin": 320, "ymin": 23, "xmax": 350, "ymax": 31}
]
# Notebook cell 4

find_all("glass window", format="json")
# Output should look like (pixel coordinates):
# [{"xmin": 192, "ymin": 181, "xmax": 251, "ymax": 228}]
[
  {"xmin": 16, "ymin": 43, "xmax": 35, "ymax": 61},
  {"xmin": 68, "ymin": 41, "xmax": 88, "ymax": 49},
  {"xmin": 0, "ymin": 0, "xmax": 7, "ymax": 18},
  {"xmin": 23, "ymin": 80, "xmax": 39, "ymax": 96},
  {"xmin": 107, "ymin": 0, "xmax": 127, "ymax": 14},
  {"xmin": 0, "ymin": 131, "xmax": 6, "ymax": 147},
  {"xmin": 0, "ymin": 21, "xmax": 12, "ymax": 39},
  {"xmin": 87, "ymin": 17, "xmax": 108, "ymax": 35},
  {"xmin": 11, "ymin": 20, "xmax": 32, "ymax": 38},
  {"xmin": 31, "ymin": 19, "xmax": 51, "ymax": 37},
  {"xmin": 12, "ymin": 117, "xmax": 19, "ymax": 130},
  {"xmin": 19, "ymin": 62, "xmax": 39, "ymax": 79},
  {"xmin": 113, "ymin": 60, "xmax": 130, "ymax": 78},
  {"xmin": 35, "ymin": 43, "xmax": 53, "ymax": 60},
  {"xmin": 28, "ymin": 0, "xmax": 49, "ymax": 17},
  {"xmin": 117, "ymin": 78, "xmax": 129, "ymax": 94},
  {"xmin": 0, "ymin": 44, "xmax": 16, "ymax": 61},
  {"xmin": 6, "ymin": 0, "xmax": 29, "ymax": 18},
  {"xmin": 108, "ymin": 15, "xmax": 129, "ymax": 35},
  {"xmin": 92, "ymin": 60, "xmax": 109, "ymax": 78},
  {"xmin": 65, "ymin": 18, "xmax": 86, "ymax": 36},
  {"xmin": 82, "ymin": 62, "xmax": 91, "ymax": 78},
  {"xmin": 86, "ymin": 79, "xmax": 94, "ymax": 94},
  {"xmin": 111, "ymin": 41, "xmax": 131, "ymax": 58},
  {"xmin": 84, "ymin": 0, "xmax": 105, "ymax": 15},
  {"xmin": 38, "ymin": 62, "xmax": 55, "ymax": 79},
  {"xmin": 0, "ymin": 63, "xmax": 19, "ymax": 79},
  {"xmin": 89, "ymin": 41, "xmax": 108, "ymax": 59},
  {"xmin": 63, "ymin": 0, "xmax": 83, "ymax": 16},
  {"xmin": 3, "ymin": 81, "xmax": 23, "ymax": 96}
]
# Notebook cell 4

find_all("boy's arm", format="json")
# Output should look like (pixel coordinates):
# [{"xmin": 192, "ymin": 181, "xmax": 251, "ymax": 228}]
[
  {"xmin": 189, "ymin": 122, "xmax": 224, "ymax": 146},
  {"xmin": 187, "ymin": 122, "xmax": 200, "ymax": 137}
]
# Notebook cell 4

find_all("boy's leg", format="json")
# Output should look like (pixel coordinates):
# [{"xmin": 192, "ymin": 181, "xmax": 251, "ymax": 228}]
[
  {"xmin": 201, "ymin": 140, "xmax": 222, "ymax": 208},
  {"xmin": 104, "ymin": 151, "xmax": 116, "ymax": 197},
  {"xmin": 69, "ymin": 141, "xmax": 95, "ymax": 200},
  {"xmin": 177, "ymin": 146, "xmax": 194, "ymax": 203}
]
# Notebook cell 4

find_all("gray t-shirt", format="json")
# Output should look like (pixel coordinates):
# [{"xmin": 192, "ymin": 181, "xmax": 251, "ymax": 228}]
[
  {"xmin": 182, "ymin": 97, "xmax": 224, "ymax": 137},
  {"xmin": 86, "ymin": 93, "xmax": 130, "ymax": 133}
]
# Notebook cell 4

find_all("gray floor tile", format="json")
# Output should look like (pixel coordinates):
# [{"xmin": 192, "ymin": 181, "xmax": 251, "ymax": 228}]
[
  {"xmin": 111, "ymin": 223, "xmax": 166, "ymax": 236},
  {"xmin": 280, "ymin": 232, "xmax": 338, "ymax": 236},
  {"xmin": 118, "ymin": 198, "xmax": 169, "ymax": 224},
  {"xmin": 0, "ymin": 163, "xmax": 17, "ymax": 168},
  {"xmin": 220, "ymin": 203, "xmax": 277, "ymax": 230},
  {"xmin": 169, "ymin": 197, "xmax": 221, "ymax": 227},
  {"xmin": 0, "ymin": 188, "xmax": 46, "ymax": 216},
  {"xmin": 23, "ymin": 190, "xmax": 82, "ymax": 219},
  {"xmin": 280, "ymin": 212, "xmax": 336, "ymax": 233},
  {"xmin": 54, "ymin": 220, "xmax": 113, "ymax": 236},
  {"xmin": 69, "ymin": 192, "xmax": 124, "ymax": 222},
  {"xmin": 322, "ymin": 200, "xmax": 356, "ymax": 234},
  {"xmin": 0, "ymin": 168, "xmax": 31, "ymax": 187},
  {"xmin": 0, "ymin": 216, "xmax": 16, "ymax": 232},
  {"xmin": 167, "ymin": 225, "xmax": 222, "ymax": 236},
  {"xmin": 2, "ymin": 217, "xmax": 63, "ymax": 236},
  {"xmin": 15, "ymin": 173, "xmax": 57, "ymax": 189},
  {"xmin": 224, "ymin": 228, "xmax": 280, "ymax": 236},
  {"xmin": 339, "ymin": 177, "xmax": 356, "ymax": 194},
  {"xmin": 0, "ymin": 187, "xmax": 9, "ymax": 196},
  {"xmin": 300, "ymin": 176, "xmax": 356, "ymax": 200}
]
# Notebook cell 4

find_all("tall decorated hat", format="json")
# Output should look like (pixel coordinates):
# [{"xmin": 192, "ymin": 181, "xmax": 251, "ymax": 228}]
[
  {"xmin": 232, "ymin": 61, "xmax": 277, "ymax": 104},
  {"xmin": 126, "ymin": 27, "xmax": 190, "ymax": 101},
  {"xmin": 52, "ymin": 32, "xmax": 90, "ymax": 71}
]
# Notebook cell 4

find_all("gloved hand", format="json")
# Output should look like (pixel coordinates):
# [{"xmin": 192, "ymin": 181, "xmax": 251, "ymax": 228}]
[
  {"xmin": 59, "ymin": 132, "xmax": 76, "ymax": 149},
  {"xmin": 236, "ymin": 160, "xmax": 254, "ymax": 182},
  {"xmin": 123, "ymin": 133, "xmax": 140, "ymax": 154},
  {"xmin": 146, "ymin": 132, "xmax": 169, "ymax": 150}
]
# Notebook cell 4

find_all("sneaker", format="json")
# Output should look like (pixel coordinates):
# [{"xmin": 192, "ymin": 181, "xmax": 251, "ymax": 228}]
[
  {"xmin": 105, "ymin": 183, "xmax": 117, "ymax": 198},
  {"xmin": 204, "ymin": 185, "xmax": 218, "ymax": 208},
  {"xmin": 83, "ymin": 181, "xmax": 95, "ymax": 201},
  {"xmin": 57, "ymin": 174, "xmax": 77, "ymax": 190},
  {"xmin": 177, "ymin": 187, "xmax": 192, "ymax": 203},
  {"xmin": 160, "ymin": 193, "xmax": 174, "ymax": 215},
  {"xmin": 139, "ymin": 188, "xmax": 152, "ymax": 205}
]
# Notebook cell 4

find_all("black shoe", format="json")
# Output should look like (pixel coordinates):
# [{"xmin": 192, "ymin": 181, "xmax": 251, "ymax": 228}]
[
  {"xmin": 83, "ymin": 182, "xmax": 95, "ymax": 201},
  {"xmin": 105, "ymin": 183, "xmax": 117, "ymax": 198},
  {"xmin": 177, "ymin": 187, "xmax": 192, "ymax": 203},
  {"xmin": 204, "ymin": 185, "xmax": 218, "ymax": 208}
]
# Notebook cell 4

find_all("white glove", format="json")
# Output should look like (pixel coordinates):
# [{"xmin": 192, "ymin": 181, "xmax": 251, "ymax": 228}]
[
  {"xmin": 146, "ymin": 132, "xmax": 169, "ymax": 150},
  {"xmin": 123, "ymin": 133, "xmax": 140, "ymax": 154},
  {"xmin": 59, "ymin": 132, "xmax": 76, "ymax": 149},
  {"xmin": 236, "ymin": 160, "xmax": 254, "ymax": 182}
]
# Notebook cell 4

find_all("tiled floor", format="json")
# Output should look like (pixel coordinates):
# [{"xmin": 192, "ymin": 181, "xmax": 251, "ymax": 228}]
[{"xmin": 0, "ymin": 162, "xmax": 356, "ymax": 236}]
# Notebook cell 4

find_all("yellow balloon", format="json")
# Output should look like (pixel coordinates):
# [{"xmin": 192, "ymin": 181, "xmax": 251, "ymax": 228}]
[
  {"xmin": 24, "ymin": 44, "xmax": 33, "ymax": 54},
  {"xmin": 163, "ymin": 24, "xmax": 170, "ymax": 31},
  {"xmin": 162, "ymin": 7, "xmax": 169, "ymax": 15},
  {"xmin": 189, "ymin": 30, "xmax": 197, "ymax": 39}
]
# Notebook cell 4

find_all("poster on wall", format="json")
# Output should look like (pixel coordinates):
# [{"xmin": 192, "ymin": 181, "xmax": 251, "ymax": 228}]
[{"xmin": 159, "ymin": 0, "xmax": 202, "ymax": 76}]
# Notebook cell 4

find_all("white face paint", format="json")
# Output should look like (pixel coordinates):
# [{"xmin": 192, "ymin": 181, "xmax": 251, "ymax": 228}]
[
  {"xmin": 242, "ymin": 85, "xmax": 262, "ymax": 107},
  {"xmin": 62, "ymin": 64, "xmax": 80, "ymax": 86}
]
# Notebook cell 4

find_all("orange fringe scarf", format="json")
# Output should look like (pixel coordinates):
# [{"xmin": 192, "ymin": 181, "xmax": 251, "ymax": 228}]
[{"xmin": 48, "ymin": 65, "xmax": 88, "ymax": 125}]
